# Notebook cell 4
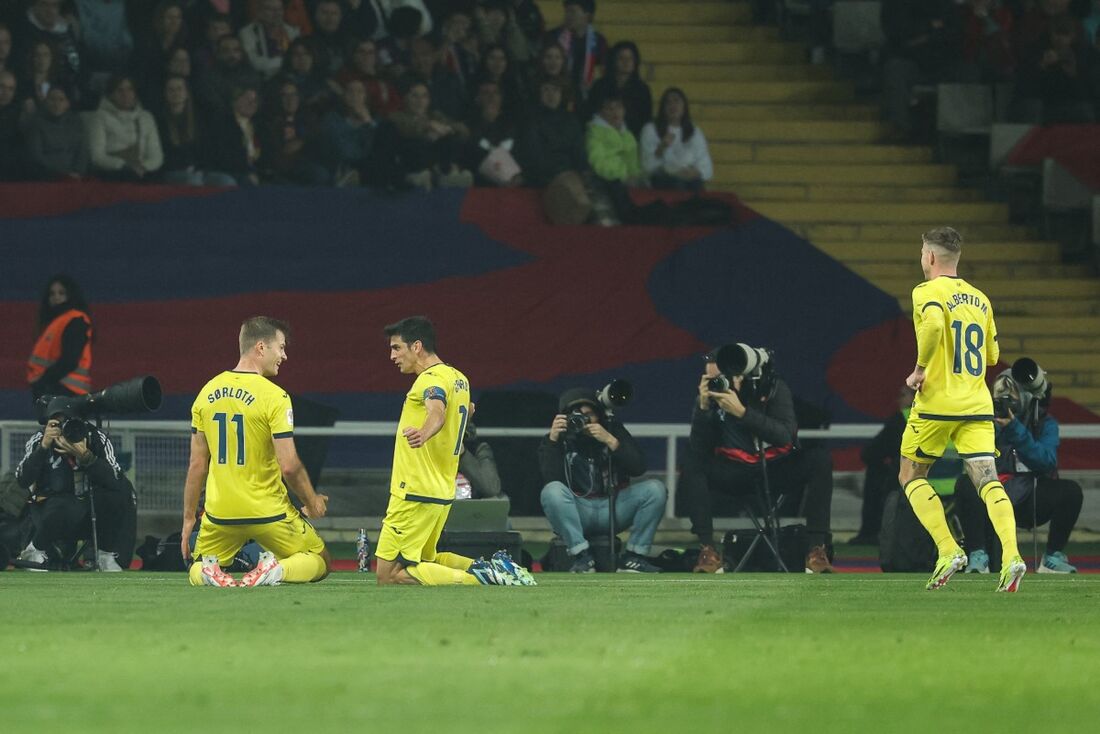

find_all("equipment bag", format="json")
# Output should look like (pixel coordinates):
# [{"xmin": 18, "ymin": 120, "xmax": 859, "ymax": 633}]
[{"xmin": 879, "ymin": 490, "xmax": 936, "ymax": 572}]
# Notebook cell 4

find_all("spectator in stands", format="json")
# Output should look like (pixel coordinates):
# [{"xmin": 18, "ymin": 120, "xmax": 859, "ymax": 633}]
[
  {"xmin": 279, "ymin": 37, "xmax": 329, "ymax": 109},
  {"xmin": 536, "ymin": 40, "xmax": 567, "ymax": 81},
  {"xmin": 548, "ymin": 0, "xmax": 607, "ymax": 104},
  {"xmin": 639, "ymin": 87, "xmax": 713, "ymax": 192},
  {"xmin": 880, "ymin": 0, "xmax": 963, "ymax": 140},
  {"xmin": 507, "ymin": 0, "xmax": 546, "ymax": 50},
  {"xmin": 191, "ymin": 13, "xmax": 233, "ymax": 78},
  {"xmin": 321, "ymin": 78, "xmax": 378, "ymax": 185},
  {"xmin": 133, "ymin": 2, "xmax": 188, "ymax": 79},
  {"xmin": 15, "ymin": 0, "xmax": 86, "ymax": 100},
  {"xmin": 28, "ymin": 275, "xmax": 93, "ymax": 401},
  {"xmin": 335, "ymin": 39, "xmax": 402, "ymax": 117},
  {"xmin": 585, "ymin": 93, "xmax": 643, "ymax": 184},
  {"xmin": 260, "ymin": 77, "xmax": 330, "ymax": 184},
  {"xmin": 476, "ymin": 0, "xmax": 535, "ymax": 66},
  {"xmin": 343, "ymin": 0, "xmax": 387, "ymax": 42},
  {"xmin": 157, "ymin": 75, "xmax": 236, "ymax": 185},
  {"xmin": 1014, "ymin": 0, "xmax": 1076, "ymax": 61},
  {"xmin": 516, "ymin": 74, "xmax": 585, "ymax": 186},
  {"xmin": 240, "ymin": 0, "xmax": 300, "ymax": 79},
  {"xmin": 87, "ymin": 74, "xmax": 164, "ymax": 181},
  {"xmin": 681, "ymin": 351, "xmax": 835, "ymax": 573},
  {"xmin": 958, "ymin": 366, "xmax": 1083, "ymax": 574},
  {"xmin": 457, "ymin": 420, "xmax": 503, "ymax": 499},
  {"xmin": 0, "ymin": 23, "xmax": 12, "ymax": 75},
  {"xmin": 24, "ymin": 86, "xmax": 87, "ymax": 180},
  {"xmin": 408, "ymin": 36, "xmax": 466, "ymax": 121},
  {"xmin": 309, "ymin": 0, "xmax": 349, "ymax": 76},
  {"xmin": 388, "ymin": 78, "xmax": 472, "ymax": 189},
  {"xmin": 185, "ymin": 1, "xmax": 248, "ymax": 33},
  {"xmin": 378, "ymin": 6, "xmax": 424, "ymax": 81},
  {"xmin": 475, "ymin": 43, "xmax": 527, "ymax": 121},
  {"xmin": 74, "ymin": 0, "xmax": 133, "ymax": 76},
  {"xmin": 539, "ymin": 387, "xmax": 667, "ymax": 573},
  {"xmin": 464, "ymin": 79, "xmax": 522, "ymax": 186},
  {"xmin": 196, "ymin": 33, "xmax": 261, "ymax": 117},
  {"xmin": 1013, "ymin": 15, "xmax": 1096, "ymax": 121},
  {"xmin": 18, "ymin": 39, "xmax": 73, "ymax": 113},
  {"xmin": 208, "ymin": 84, "xmax": 262, "ymax": 184},
  {"xmin": 143, "ymin": 45, "xmax": 194, "ymax": 110},
  {"xmin": 849, "ymin": 385, "xmax": 915, "ymax": 546},
  {"xmin": 0, "ymin": 70, "xmax": 22, "ymax": 180},
  {"xmin": 959, "ymin": 0, "xmax": 1017, "ymax": 82},
  {"xmin": 439, "ymin": 7, "xmax": 478, "ymax": 93},
  {"xmin": 586, "ymin": 41, "xmax": 652, "ymax": 137}
]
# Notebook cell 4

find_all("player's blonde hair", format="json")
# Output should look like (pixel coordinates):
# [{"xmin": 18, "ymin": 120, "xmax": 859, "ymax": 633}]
[
  {"xmin": 922, "ymin": 227, "xmax": 962, "ymax": 257},
  {"xmin": 239, "ymin": 316, "xmax": 290, "ymax": 355}
]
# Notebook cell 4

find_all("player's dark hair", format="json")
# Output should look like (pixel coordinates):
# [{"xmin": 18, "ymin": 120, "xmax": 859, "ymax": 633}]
[
  {"xmin": 385, "ymin": 316, "xmax": 437, "ymax": 354},
  {"xmin": 240, "ymin": 316, "xmax": 290, "ymax": 355},
  {"xmin": 922, "ymin": 226, "xmax": 962, "ymax": 254}
]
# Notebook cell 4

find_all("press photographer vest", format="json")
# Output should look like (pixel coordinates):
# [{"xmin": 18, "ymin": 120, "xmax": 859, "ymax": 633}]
[{"xmin": 27, "ymin": 309, "xmax": 93, "ymax": 395}]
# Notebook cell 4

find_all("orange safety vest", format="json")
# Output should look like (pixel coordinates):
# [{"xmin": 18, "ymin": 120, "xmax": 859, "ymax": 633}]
[{"xmin": 26, "ymin": 309, "xmax": 93, "ymax": 395}]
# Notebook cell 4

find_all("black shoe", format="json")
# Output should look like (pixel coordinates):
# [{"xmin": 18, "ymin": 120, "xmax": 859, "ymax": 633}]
[
  {"xmin": 617, "ymin": 552, "xmax": 661, "ymax": 573},
  {"xmin": 569, "ymin": 550, "xmax": 596, "ymax": 573}
]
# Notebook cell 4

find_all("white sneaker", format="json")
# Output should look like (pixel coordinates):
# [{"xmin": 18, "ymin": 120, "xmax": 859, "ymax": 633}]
[
  {"xmin": 199, "ymin": 555, "xmax": 238, "ymax": 587},
  {"xmin": 19, "ymin": 542, "xmax": 48, "ymax": 571},
  {"xmin": 97, "ymin": 550, "xmax": 124, "ymax": 572},
  {"xmin": 238, "ymin": 551, "xmax": 284, "ymax": 587}
]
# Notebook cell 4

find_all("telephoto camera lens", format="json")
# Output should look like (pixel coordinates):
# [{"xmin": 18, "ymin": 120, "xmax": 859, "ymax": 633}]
[{"xmin": 707, "ymin": 374, "xmax": 730, "ymax": 392}]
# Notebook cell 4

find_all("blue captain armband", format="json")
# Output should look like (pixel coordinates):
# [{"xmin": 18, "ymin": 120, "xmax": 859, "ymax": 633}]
[{"xmin": 423, "ymin": 386, "xmax": 447, "ymax": 404}]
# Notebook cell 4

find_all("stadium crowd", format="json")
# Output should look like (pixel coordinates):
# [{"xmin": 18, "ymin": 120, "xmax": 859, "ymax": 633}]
[{"xmin": 0, "ymin": 0, "xmax": 714, "ymax": 213}]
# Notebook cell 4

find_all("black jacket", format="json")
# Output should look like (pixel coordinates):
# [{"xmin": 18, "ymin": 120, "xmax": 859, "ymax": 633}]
[
  {"xmin": 690, "ymin": 379, "xmax": 798, "ymax": 463},
  {"xmin": 538, "ymin": 419, "xmax": 645, "ymax": 497},
  {"xmin": 517, "ymin": 105, "xmax": 587, "ymax": 186},
  {"xmin": 15, "ymin": 429, "xmax": 129, "ymax": 499}
]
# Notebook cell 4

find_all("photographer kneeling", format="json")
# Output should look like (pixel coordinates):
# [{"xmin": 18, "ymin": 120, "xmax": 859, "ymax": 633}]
[
  {"xmin": 14, "ymin": 408, "xmax": 137, "ymax": 571},
  {"xmin": 957, "ymin": 359, "xmax": 1082, "ymax": 574},
  {"xmin": 681, "ymin": 346, "xmax": 834, "ymax": 573},
  {"xmin": 539, "ymin": 388, "xmax": 667, "ymax": 573}
]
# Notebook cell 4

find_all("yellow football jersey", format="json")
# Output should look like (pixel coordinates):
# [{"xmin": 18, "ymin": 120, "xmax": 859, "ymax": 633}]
[
  {"xmin": 911, "ymin": 275, "xmax": 999, "ymax": 419},
  {"xmin": 190, "ymin": 371, "xmax": 296, "ymax": 521},
  {"xmin": 390, "ymin": 363, "xmax": 471, "ymax": 502}
]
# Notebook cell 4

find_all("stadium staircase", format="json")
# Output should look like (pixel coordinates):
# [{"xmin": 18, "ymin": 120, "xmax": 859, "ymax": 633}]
[{"xmin": 535, "ymin": 0, "xmax": 1100, "ymax": 416}]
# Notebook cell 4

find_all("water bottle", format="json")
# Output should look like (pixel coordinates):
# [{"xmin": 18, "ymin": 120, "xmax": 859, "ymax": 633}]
[{"xmin": 356, "ymin": 528, "xmax": 370, "ymax": 572}]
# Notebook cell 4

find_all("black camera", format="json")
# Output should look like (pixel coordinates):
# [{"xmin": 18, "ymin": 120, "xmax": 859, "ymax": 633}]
[
  {"xmin": 60, "ymin": 417, "xmax": 91, "ymax": 443},
  {"xmin": 992, "ymin": 396, "xmax": 1014, "ymax": 419},
  {"xmin": 565, "ymin": 409, "xmax": 589, "ymax": 438},
  {"xmin": 708, "ymin": 374, "xmax": 731, "ymax": 393}
]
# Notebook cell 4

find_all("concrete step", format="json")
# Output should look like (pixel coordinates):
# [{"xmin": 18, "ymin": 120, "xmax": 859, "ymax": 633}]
[
  {"xmin": 821, "ymin": 240, "xmax": 1060, "ymax": 262},
  {"xmin": 535, "ymin": 0, "xmax": 752, "ymax": 25},
  {"xmin": 750, "ymin": 201, "xmax": 1008, "ymax": 223},
  {"xmin": 998, "ymin": 316, "xmax": 1100, "ymax": 336},
  {"xmin": 853, "ymin": 262, "xmax": 1090, "ymax": 279},
  {"xmin": 750, "ymin": 144, "xmax": 934, "ymax": 164},
  {"xmin": 605, "ymin": 24, "xmax": 779, "ymax": 43},
  {"xmin": 707, "ymin": 120, "xmax": 888, "ymax": 143},
  {"xmin": 1002, "ymin": 353, "xmax": 1100, "ymax": 372},
  {"xmin": 795, "ymin": 223, "xmax": 1036, "ymax": 242},
  {"xmin": 694, "ymin": 104, "xmax": 878, "ymax": 122},
  {"xmin": 1055, "ymin": 387, "xmax": 1100, "ymax": 412},
  {"xmin": 716, "ymin": 162, "xmax": 955, "ymax": 185},
  {"xmin": 1002, "ymin": 335, "xmax": 1100, "ymax": 354},
  {"xmin": 1045, "ymin": 370, "xmax": 1100, "ymax": 387},
  {"xmin": 872, "ymin": 278, "xmax": 1100, "ymax": 301},
  {"xmin": 737, "ymin": 184, "xmax": 981, "ymax": 203},
  {"xmin": 643, "ymin": 42, "xmax": 805, "ymax": 64},
  {"xmin": 679, "ymin": 80, "xmax": 854, "ymax": 103},
  {"xmin": 990, "ymin": 299, "xmax": 1100, "ymax": 317},
  {"xmin": 649, "ymin": 63, "xmax": 829, "ymax": 82}
]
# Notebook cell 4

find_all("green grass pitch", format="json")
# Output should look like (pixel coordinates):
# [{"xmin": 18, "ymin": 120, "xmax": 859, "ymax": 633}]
[{"xmin": 3, "ymin": 572, "xmax": 1100, "ymax": 733}]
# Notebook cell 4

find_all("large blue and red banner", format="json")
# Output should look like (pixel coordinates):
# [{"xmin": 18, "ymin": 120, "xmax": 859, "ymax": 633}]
[{"xmin": 1, "ymin": 183, "xmax": 1095, "ymax": 467}]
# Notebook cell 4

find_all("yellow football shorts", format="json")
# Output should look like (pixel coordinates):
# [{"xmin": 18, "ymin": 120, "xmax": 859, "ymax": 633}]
[
  {"xmin": 375, "ymin": 494, "xmax": 451, "ymax": 566},
  {"xmin": 901, "ymin": 414, "xmax": 996, "ymax": 464},
  {"xmin": 193, "ymin": 512, "xmax": 325, "ymax": 566}
]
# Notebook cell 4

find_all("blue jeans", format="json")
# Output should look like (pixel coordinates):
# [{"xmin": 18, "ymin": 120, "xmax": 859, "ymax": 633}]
[{"xmin": 540, "ymin": 479, "xmax": 667, "ymax": 556}]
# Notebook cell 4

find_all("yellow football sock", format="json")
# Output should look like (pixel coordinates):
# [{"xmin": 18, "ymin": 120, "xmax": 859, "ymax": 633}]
[
  {"xmin": 978, "ymin": 481, "xmax": 1021, "ymax": 565},
  {"xmin": 188, "ymin": 561, "xmax": 205, "ymax": 586},
  {"xmin": 904, "ymin": 479, "xmax": 961, "ymax": 557},
  {"xmin": 407, "ymin": 562, "xmax": 480, "ymax": 586},
  {"xmin": 433, "ymin": 552, "xmax": 474, "ymax": 572},
  {"xmin": 280, "ymin": 552, "xmax": 328, "ymax": 583}
]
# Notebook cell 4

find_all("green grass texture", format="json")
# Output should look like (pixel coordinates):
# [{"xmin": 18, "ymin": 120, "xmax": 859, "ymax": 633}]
[{"xmin": 2, "ymin": 572, "xmax": 1099, "ymax": 734}]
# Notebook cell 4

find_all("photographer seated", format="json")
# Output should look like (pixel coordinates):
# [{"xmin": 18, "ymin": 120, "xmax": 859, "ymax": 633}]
[
  {"xmin": 957, "ymin": 359, "xmax": 1082, "ymax": 574},
  {"xmin": 682, "ymin": 346, "xmax": 834, "ymax": 573},
  {"xmin": 457, "ymin": 419, "xmax": 503, "ymax": 500},
  {"xmin": 539, "ymin": 388, "xmax": 668, "ymax": 573},
  {"xmin": 14, "ymin": 403, "xmax": 137, "ymax": 571}
]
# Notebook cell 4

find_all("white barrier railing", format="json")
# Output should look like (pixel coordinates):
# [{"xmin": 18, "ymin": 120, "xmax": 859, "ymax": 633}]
[{"xmin": 4, "ymin": 420, "xmax": 1100, "ymax": 517}]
